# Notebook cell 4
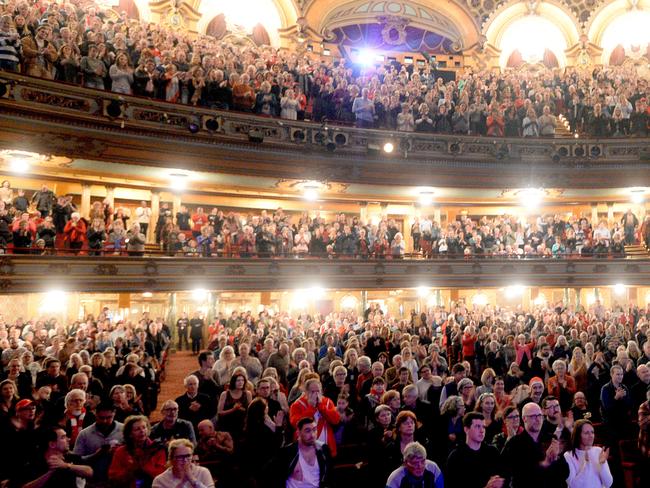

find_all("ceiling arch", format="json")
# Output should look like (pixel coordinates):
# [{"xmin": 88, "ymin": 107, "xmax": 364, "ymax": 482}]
[
  {"xmin": 305, "ymin": 0, "xmax": 480, "ymax": 50},
  {"xmin": 484, "ymin": 1, "xmax": 582, "ymax": 67}
]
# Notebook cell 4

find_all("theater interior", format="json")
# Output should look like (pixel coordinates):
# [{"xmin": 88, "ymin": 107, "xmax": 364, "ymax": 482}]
[{"xmin": 1, "ymin": 0, "xmax": 650, "ymax": 487}]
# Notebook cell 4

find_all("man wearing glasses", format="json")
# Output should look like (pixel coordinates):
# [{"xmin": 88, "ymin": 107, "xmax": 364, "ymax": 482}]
[
  {"xmin": 541, "ymin": 396, "xmax": 571, "ymax": 446},
  {"xmin": 501, "ymin": 402, "xmax": 568, "ymax": 487},
  {"xmin": 151, "ymin": 400, "xmax": 197, "ymax": 447}
]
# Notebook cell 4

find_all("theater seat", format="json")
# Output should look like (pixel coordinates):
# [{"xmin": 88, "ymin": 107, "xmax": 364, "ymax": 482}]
[
  {"xmin": 333, "ymin": 462, "xmax": 367, "ymax": 486},
  {"xmin": 618, "ymin": 439, "xmax": 641, "ymax": 488}
]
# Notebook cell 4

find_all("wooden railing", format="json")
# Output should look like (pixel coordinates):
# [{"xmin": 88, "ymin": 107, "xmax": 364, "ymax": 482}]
[{"xmin": 1, "ymin": 254, "xmax": 648, "ymax": 294}]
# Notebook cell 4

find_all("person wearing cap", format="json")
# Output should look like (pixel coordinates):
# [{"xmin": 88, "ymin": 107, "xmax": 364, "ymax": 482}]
[
  {"xmin": 21, "ymin": 23, "xmax": 58, "ymax": 79},
  {"xmin": 22, "ymin": 426, "xmax": 93, "ymax": 488},
  {"xmin": 0, "ymin": 398, "xmax": 39, "ymax": 482},
  {"xmin": 517, "ymin": 377, "xmax": 546, "ymax": 411}
]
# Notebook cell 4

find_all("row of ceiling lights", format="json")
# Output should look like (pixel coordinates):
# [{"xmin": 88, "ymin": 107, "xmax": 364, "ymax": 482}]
[{"xmin": 2, "ymin": 152, "xmax": 648, "ymax": 205}]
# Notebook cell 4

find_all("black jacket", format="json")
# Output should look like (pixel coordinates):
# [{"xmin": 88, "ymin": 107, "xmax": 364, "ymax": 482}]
[{"xmin": 268, "ymin": 441, "xmax": 333, "ymax": 488}]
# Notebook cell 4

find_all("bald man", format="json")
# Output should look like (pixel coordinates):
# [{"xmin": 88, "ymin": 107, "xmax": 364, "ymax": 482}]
[{"xmin": 500, "ymin": 403, "xmax": 568, "ymax": 488}]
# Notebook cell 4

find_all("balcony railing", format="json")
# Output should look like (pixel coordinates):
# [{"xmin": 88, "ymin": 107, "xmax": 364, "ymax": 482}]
[
  {"xmin": 1, "ymin": 71, "xmax": 649, "ymax": 169},
  {"xmin": 1, "ymin": 253, "xmax": 648, "ymax": 294}
]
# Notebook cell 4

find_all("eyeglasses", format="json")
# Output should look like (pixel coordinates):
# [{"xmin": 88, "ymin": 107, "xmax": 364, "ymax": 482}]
[
  {"xmin": 173, "ymin": 454, "xmax": 192, "ymax": 460},
  {"xmin": 523, "ymin": 413, "xmax": 544, "ymax": 420},
  {"xmin": 164, "ymin": 408, "xmax": 179, "ymax": 412},
  {"xmin": 505, "ymin": 414, "xmax": 520, "ymax": 421}
]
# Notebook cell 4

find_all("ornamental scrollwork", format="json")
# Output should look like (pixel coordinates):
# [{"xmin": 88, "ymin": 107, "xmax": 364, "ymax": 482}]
[
  {"xmin": 20, "ymin": 89, "xmax": 91, "ymax": 112},
  {"xmin": 225, "ymin": 265, "xmax": 246, "ymax": 275},
  {"xmin": 132, "ymin": 109, "xmax": 188, "ymax": 127},
  {"xmin": 94, "ymin": 264, "xmax": 118, "ymax": 276},
  {"xmin": 144, "ymin": 261, "xmax": 159, "ymax": 276},
  {"xmin": 0, "ymin": 257, "xmax": 15, "ymax": 275},
  {"xmin": 48, "ymin": 263, "xmax": 71, "ymax": 274}
]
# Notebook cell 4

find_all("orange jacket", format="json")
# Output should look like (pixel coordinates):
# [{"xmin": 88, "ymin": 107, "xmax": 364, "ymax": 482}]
[
  {"xmin": 546, "ymin": 374, "xmax": 577, "ymax": 398},
  {"xmin": 289, "ymin": 393, "xmax": 341, "ymax": 456}
]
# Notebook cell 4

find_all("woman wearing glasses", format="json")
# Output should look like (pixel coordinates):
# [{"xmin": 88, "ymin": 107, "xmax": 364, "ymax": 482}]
[
  {"xmin": 152, "ymin": 438, "xmax": 214, "ymax": 488},
  {"xmin": 491, "ymin": 405, "xmax": 522, "ymax": 453}
]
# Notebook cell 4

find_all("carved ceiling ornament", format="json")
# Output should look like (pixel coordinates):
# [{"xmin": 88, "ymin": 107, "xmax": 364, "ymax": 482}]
[
  {"xmin": 377, "ymin": 15, "xmax": 410, "ymax": 45},
  {"xmin": 150, "ymin": 0, "xmax": 202, "ymax": 31}
]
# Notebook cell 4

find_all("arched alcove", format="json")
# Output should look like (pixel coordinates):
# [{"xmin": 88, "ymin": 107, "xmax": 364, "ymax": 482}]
[
  {"xmin": 196, "ymin": 0, "xmax": 284, "ymax": 45},
  {"xmin": 589, "ymin": 2, "xmax": 650, "ymax": 65},
  {"xmin": 484, "ymin": 2, "xmax": 581, "ymax": 69}
]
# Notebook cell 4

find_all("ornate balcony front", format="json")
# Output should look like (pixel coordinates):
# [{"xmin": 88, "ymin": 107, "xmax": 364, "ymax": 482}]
[
  {"xmin": 1, "ymin": 72, "xmax": 649, "ymax": 189},
  {"xmin": 1, "ymin": 254, "xmax": 649, "ymax": 294}
]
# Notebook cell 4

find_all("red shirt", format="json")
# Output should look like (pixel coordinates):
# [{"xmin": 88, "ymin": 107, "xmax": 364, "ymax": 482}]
[{"xmin": 191, "ymin": 213, "xmax": 208, "ymax": 232}]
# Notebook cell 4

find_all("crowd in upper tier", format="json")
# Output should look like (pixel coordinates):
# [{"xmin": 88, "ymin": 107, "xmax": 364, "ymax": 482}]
[
  {"xmin": 1, "ymin": 1, "xmax": 650, "ymax": 137},
  {"xmin": 1, "ymin": 298, "xmax": 650, "ymax": 487},
  {"xmin": 2, "ymin": 179, "xmax": 650, "ymax": 258}
]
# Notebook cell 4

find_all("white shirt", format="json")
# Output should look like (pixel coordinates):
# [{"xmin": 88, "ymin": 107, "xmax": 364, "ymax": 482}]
[
  {"xmin": 152, "ymin": 465, "xmax": 214, "ymax": 488},
  {"xmin": 136, "ymin": 206, "xmax": 152, "ymax": 224},
  {"xmin": 564, "ymin": 447, "xmax": 613, "ymax": 488},
  {"xmin": 286, "ymin": 448, "xmax": 320, "ymax": 488}
]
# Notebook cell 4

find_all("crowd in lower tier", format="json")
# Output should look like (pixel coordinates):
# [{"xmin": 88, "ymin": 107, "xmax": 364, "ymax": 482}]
[
  {"xmin": 2, "ymin": 179, "xmax": 649, "ymax": 258},
  {"xmin": 1, "ymin": 299, "xmax": 650, "ymax": 486},
  {"xmin": 1, "ymin": 1, "xmax": 649, "ymax": 136}
]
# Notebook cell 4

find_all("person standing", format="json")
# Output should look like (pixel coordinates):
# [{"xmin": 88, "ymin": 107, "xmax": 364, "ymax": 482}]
[
  {"xmin": 189, "ymin": 312, "xmax": 205, "ymax": 355},
  {"xmin": 31, "ymin": 185, "xmax": 56, "ymax": 218},
  {"xmin": 73, "ymin": 402, "xmax": 124, "ymax": 488},
  {"xmin": 501, "ymin": 402, "xmax": 568, "ymax": 488},
  {"xmin": 136, "ymin": 201, "xmax": 152, "ymax": 239},
  {"xmin": 274, "ymin": 416, "xmax": 333, "ymax": 488},
  {"xmin": 176, "ymin": 312, "xmax": 189, "ymax": 351},
  {"xmin": 446, "ymin": 412, "xmax": 503, "ymax": 488},
  {"xmin": 563, "ymin": 419, "xmax": 612, "ymax": 488}
]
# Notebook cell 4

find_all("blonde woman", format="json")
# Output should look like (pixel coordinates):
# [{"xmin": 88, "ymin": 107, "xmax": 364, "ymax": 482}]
[
  {"xmin": 152, "ymin": 438, "xmax": 214, "ymax": 488},
  {"xmin": 569, "ymin": 347, "xmax": 588, "ymax": 393}
]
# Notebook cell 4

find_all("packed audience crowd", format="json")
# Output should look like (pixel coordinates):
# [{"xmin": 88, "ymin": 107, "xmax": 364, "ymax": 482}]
[
  {"xmin": 1, "ymin": 1, "xmax": 650, "ymax": 137},
  {"xmin": 1, "ymin": 297, "xmax": 650, "ymax": 487},
  {"xmin": 2, "ymin": 178, "xmax": 649, "ymax": 258}
]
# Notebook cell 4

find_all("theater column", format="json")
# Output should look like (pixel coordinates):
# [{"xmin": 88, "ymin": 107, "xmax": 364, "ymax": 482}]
[
  {"xmin": 575, "ymin": 288, "xmax": 581, "ymax": 309},
  {"xmin": 361, "ymin": 290, "xmax": 368, "ymax": 314},
  {"xmin": 359, "ymin": 202, "xmax": 368, "ymax": 223},
  {"xmin": 172, "ymin": 194, "xmax": 182, "ymax": 222},
  {"xmin": 434, "ymin": 206, "xmax": 441, "ymax": 225},
  {"xmin": 607, "ymin": 203, "xmax": 614, "ymax": 228},
  {"xmin": 105, "ymin": 185, "xmax": 115, "ymax": 209},
  {"xmin": 149, "ymin": 191, "xmax": 160, "ymax": 244},
  {"xmin": 591, "ymin": 203, "xmax": 598, "ymax": 225},
  {"xmin": 404, "ymin": 205, "xmax": 415, "ymax": 253},
  {"xmin": 80, "ymin": 184, "xmax": 91, "ymax": 219},
  {"xmin": 166, "ymin": 292, "xmax": 177, "ymax": 349}
]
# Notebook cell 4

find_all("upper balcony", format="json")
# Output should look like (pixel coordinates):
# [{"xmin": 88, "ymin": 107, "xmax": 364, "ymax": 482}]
[{"xmin": 1, "ymin": 72, "xmax": 650, "ymax": 190}]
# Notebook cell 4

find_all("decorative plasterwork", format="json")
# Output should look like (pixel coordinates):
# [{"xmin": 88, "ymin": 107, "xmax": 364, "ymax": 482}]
[
  {"xmin": 319, "ymin": 1, "xmax": 464, "ymax": 47},
  {"xmin": 274, "ymin": 179, "xmax": 349, "ymax": 194},
  {"xmin": 498, "ymin": 188, "xmax": 565, "ymax": 199},
  {"xmin": 149, "ymin": 0, "xmax": 202, "ymax": 30}
]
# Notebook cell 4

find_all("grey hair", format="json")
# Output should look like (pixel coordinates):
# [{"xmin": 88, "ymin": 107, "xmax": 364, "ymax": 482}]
[{"xmin": 402, "ymin": 441, "xmax": 427, "ymax": 461}]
